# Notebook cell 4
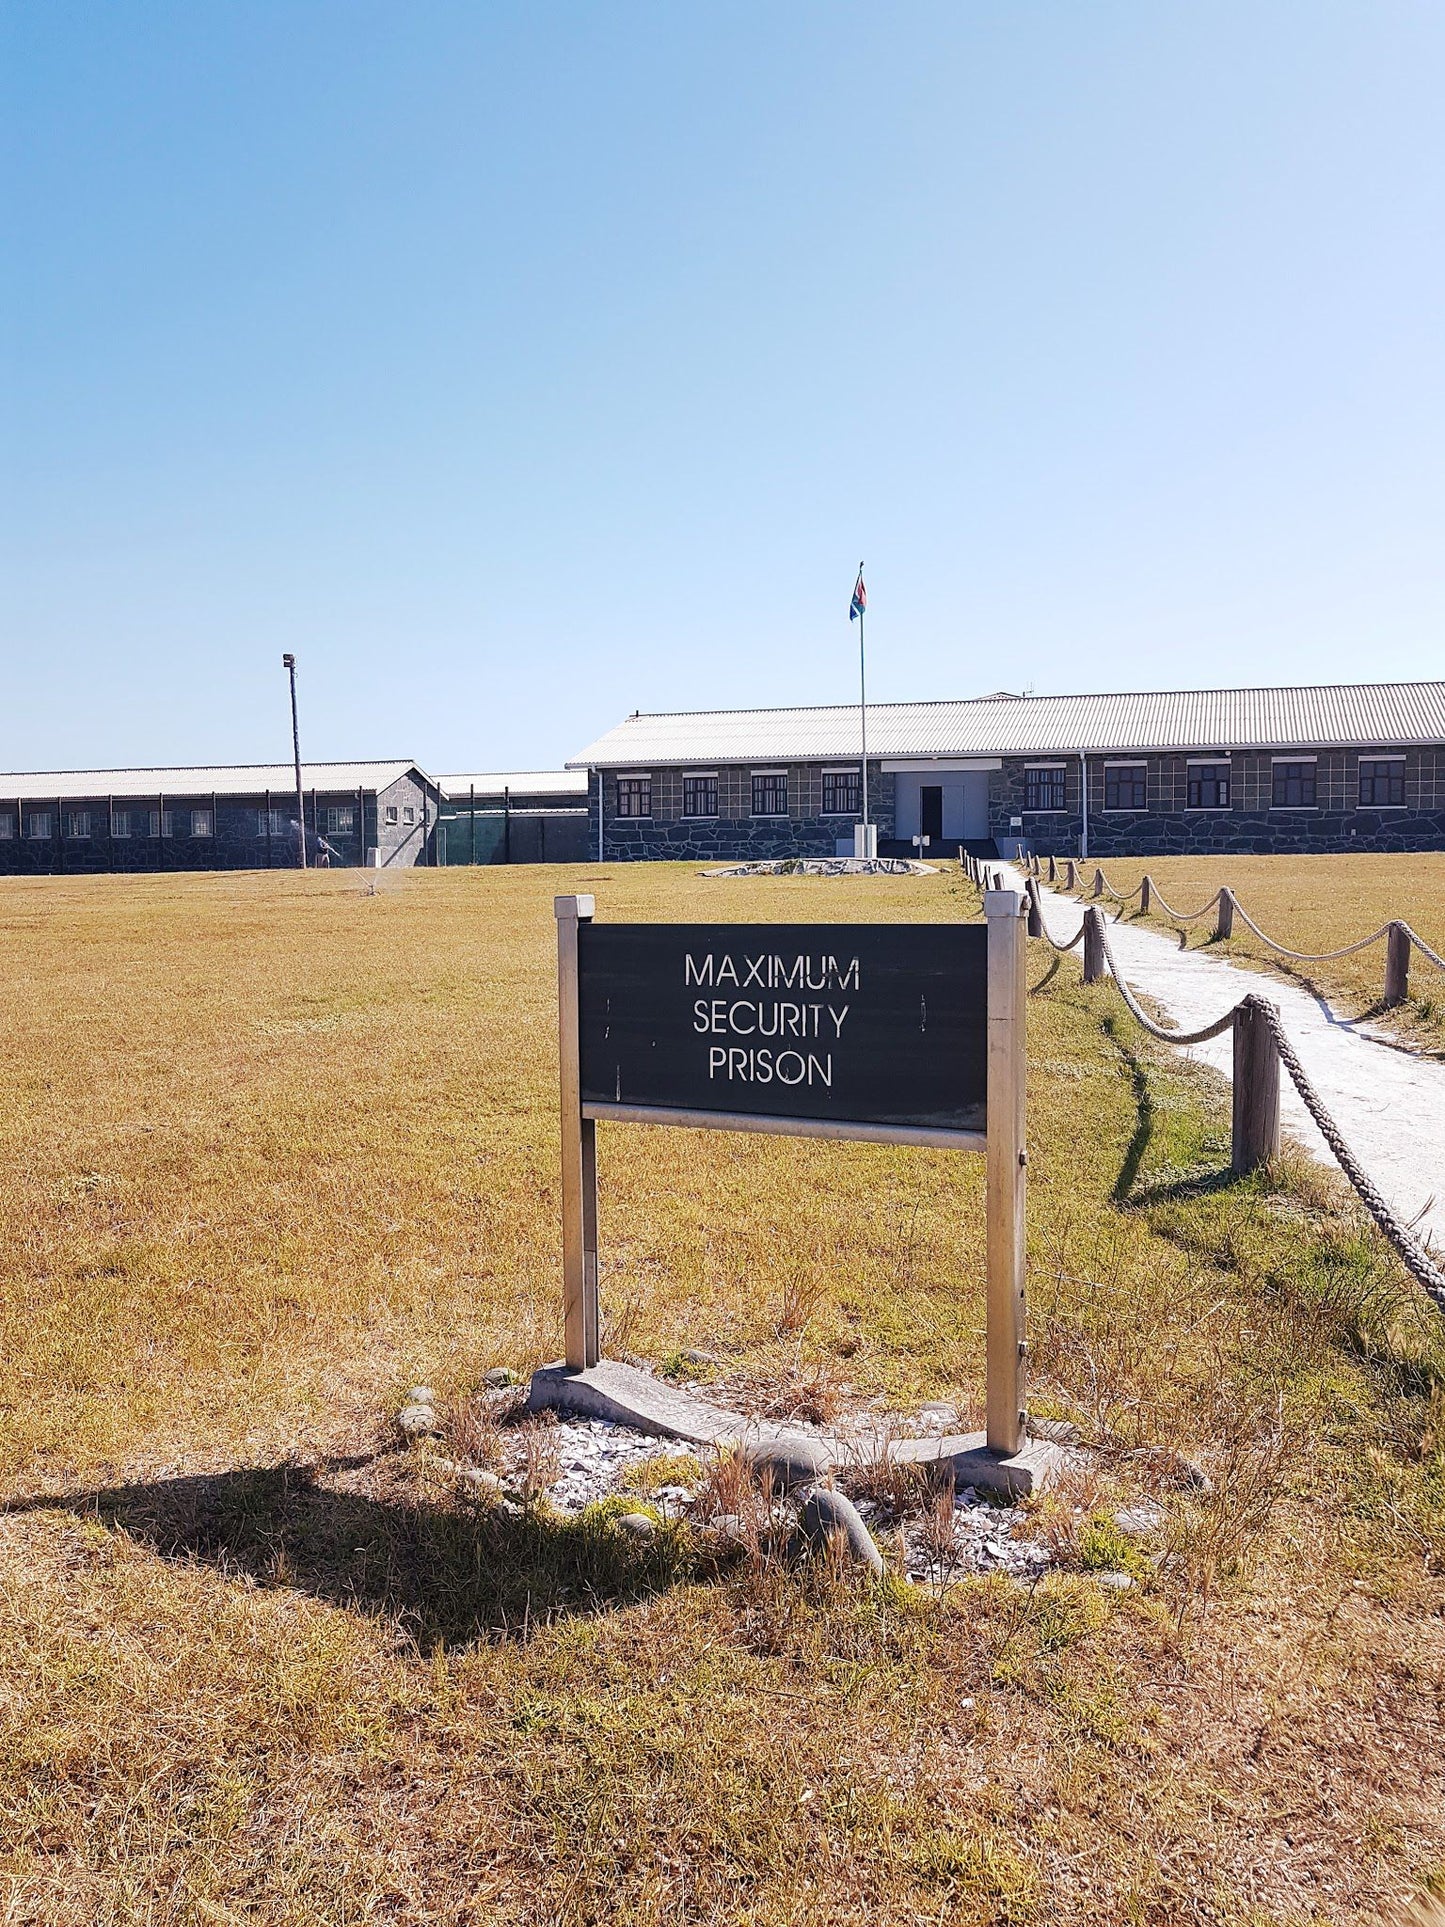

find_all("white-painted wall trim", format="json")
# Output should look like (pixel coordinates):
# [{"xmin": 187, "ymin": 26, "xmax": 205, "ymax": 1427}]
[{"xmin": 880, "ymin": 757, "xmax": 1003, "ymax": 773}]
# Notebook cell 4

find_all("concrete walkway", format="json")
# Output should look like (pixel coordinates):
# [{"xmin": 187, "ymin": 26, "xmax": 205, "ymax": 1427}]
[{"xmin": 1023, "ymin": 875, "xmax": 1445, "ymax": 1258}]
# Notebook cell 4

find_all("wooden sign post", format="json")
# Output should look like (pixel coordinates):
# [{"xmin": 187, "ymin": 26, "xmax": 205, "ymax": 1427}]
[{"xmin": 552, "ymin": 891, "xmax": 1030, "ymax": 1464}]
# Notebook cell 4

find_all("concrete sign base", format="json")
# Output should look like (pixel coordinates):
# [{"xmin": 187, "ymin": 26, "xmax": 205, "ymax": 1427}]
[{"xmin": 526, "ymin": 1358, "xmax": 1064, "ymax": 1500}]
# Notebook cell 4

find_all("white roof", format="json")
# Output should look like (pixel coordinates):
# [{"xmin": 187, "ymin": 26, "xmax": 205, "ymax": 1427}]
[
  {"xmin": 437, "ymin": 769, "xmax": 589, "ymax": 798},
  {"xmin": 569, "ymin": 682, "xmax": 1445, "ymax": 767},
  {"xmin": 0, "ymin": 760, "xmax": 428, "ymax": 801}
]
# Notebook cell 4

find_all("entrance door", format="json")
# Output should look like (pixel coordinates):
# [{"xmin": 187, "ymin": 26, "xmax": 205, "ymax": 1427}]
[{"xmin": 920, "ymin": 786, "xmax": 943, "ymax": 844}]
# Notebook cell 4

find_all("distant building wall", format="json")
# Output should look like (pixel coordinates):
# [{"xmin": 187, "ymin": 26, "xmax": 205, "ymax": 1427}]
[
  {"xmin": 581, "ymin": 744, "xmax": 1445, "ymax": 861},
  {"xmin": 592, "ymin": 763, "xmax": 896, "ymax": 861},
  {"xmin": 997, "ymin": 746, "xmax": 1445, "ymax": 855},
  {"xmin": 0, "ymin": 772, "xmax": 440, "ymax": 875}
]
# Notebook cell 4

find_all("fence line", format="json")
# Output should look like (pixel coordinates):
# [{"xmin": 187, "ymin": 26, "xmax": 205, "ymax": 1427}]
[
  {"xmin": 958, "ymin": 852, "xmax": 1445, "ymax": 1313},
  {"xmin": 1011, "ymin": 850, "xmax": 1444, "ymax": 1007}
]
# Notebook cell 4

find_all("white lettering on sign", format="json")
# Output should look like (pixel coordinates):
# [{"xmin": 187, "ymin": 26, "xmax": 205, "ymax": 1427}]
[
  {"xmin": 685, "ymin": 952, "xmax": 860, "ymax": 992},
  {"xmin": 692, "ymin": 1000, "xmax": 851, "ymax": 1038},
  {"xmin": 706, "ymin": 1046, "xmax": 834, "ymax": 1087}
]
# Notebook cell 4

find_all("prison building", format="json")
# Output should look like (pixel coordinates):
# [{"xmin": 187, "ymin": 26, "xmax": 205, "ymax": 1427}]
[
  {"xmin": 569, "ymin": 680, "xmax": 1445, "ymax": 862},
  {"xmin": 0, "ymin": 761, "xmax": 441, "ymax": 874},
  {"xmin": 435, "ymin": 770, "xmax": 591, "ymax": 864}
]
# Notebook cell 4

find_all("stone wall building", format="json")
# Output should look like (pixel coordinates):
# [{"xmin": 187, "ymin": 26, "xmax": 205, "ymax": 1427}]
[
  {"xmin": 569, "ymin": 682, "xmax": 1445, "ymax": 861},
  {"xmin": 0, "ymin": 760, "xmax": 440, "ymax": 874}
]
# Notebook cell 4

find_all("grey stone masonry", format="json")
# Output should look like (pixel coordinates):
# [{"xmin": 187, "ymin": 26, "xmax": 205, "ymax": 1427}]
[
  {"xmin": 991, "ymin": 746, "xmax": 1445, "ymax": 856},
  {"xmin": 592, "ymin": 765, "xmax": 896, "ymax": 862}
]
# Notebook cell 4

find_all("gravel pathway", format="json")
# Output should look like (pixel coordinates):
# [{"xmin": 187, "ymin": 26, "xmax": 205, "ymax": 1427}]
[{"xmin": 1024, "ymin": 874, "xmax": 1445, "ymax": 1257}]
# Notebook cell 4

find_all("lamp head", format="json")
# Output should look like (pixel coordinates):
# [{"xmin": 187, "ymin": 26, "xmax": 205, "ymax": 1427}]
[{"xmin": 282, "ymin": 652, "xmax": 295, "ymax": 669}]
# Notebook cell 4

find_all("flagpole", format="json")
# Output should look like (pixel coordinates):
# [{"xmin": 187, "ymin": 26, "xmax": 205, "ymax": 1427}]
[{"xmin": 857, "ymin": 560, "xmax": 869, "ymax": 843}]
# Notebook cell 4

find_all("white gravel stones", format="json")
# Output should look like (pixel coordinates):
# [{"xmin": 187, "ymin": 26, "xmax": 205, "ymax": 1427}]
[
  {"xmin": 1094, "ymin": 1571, "xmax": 1135, "ymax": 1591},
  {"xmin": 895, "ymin": 1491, "xmax": 1051, "ymax": 1586},
  {"xmin": 541, "ymin": 1419, "xmax": 695, "ymax": 1516}
]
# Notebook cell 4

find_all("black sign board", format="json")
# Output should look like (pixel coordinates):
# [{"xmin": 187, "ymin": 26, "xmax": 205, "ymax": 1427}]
[{"xmin": 578, "ymin": 921, "xmax": 988, "ymax": 1134}]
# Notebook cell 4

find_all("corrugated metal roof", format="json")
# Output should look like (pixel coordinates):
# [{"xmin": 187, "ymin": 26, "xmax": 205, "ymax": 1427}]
[
  {"xmin": 0, "ymin": 760, "xmax": 429, "ymax": 801},
  {"xmin": 437, "ymin": 769, "xmax": 589, "ymax": 799},
  {"xmin": 569, "ymin": 682, "xmax": 1445, "ymax": 767}
]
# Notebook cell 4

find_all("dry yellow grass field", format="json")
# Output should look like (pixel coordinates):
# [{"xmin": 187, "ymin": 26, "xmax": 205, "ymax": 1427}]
[
  {"xmin": 1054, "ymin": 852, "xmax": 1445, "ymax": 1048},
  {"xmin": 1, "ymin": 861, "xmax": 1443, "ymax": 1925}
]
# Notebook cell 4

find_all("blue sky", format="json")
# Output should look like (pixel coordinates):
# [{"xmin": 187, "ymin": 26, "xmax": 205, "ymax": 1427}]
[{"xmin": 4, "ymin": 3, "xmax": 1443, "ymax": 773}]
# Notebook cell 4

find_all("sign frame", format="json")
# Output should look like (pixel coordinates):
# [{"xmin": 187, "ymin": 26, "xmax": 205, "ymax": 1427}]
[{"xmin": 554, "ymin": 891, "xmax": 1029, "ymax": 1457}]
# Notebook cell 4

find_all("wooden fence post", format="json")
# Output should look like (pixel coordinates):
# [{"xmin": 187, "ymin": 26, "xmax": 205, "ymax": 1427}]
[
  {"xmin": 1140, "ymin": 874, "xmax": 1152, "ymax": 913},
  {"xmin": 1231, "ymin": 1001, "xmax": 1281, "ymax": 1174},
  {"xmin": 1047, "ymin": 854, "xmax": 1057, "ymax": 883},
  {"xmin": 1026, "ymin": 880, "xmax": 1042, "ymax": 937},
  {"xmin": 1082, "ymin": 906, "xmax": 1105, "ymax": 984},
  {"xmin": 1065, "ymin": 859, "xmax": 1077, "ymax": 890},
  {"xmin": 1215, "ymin": 888, "xmax": 1234, "ymax": 940},
  {"xmin": 1092, "ymin": 868, "xmax": 1105, "ymax": 898},
  {"xmin": 1384, "ymin": 922, "xmax": 1411, "ymax": 1005}
]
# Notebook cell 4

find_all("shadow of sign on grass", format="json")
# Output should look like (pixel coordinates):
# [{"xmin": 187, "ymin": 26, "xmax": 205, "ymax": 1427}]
[{"xmin": 10, "ymin": 1459, "xmax": 723, "ymax": 1649}]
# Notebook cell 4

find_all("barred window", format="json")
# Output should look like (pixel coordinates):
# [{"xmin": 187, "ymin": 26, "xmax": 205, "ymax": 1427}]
[
  {"xmin": 328, "ymin": 806, "xmax": 355, "ymax": 833},
  {"xmin": 0, "ymin": 814, "xmax": 13, "ymax": 840},
  {"xmin": 112, "ymin": 811, "xmax": 130, "ymax": 838},
  {"xmin": 1272, "ymin": 762, "xmax": 1316, "ymax": 808},
  {"xmin": 821, "ymin": 768, "xmax": 861, "ymax": 814},
  {"xmin": 1023, "ymin": 767, "xmax": 1066, "ymax": 812},
  {"xmin": 190, "ymin": 810, "xmax": 213, "ymax": 837},
  {"xmin": 28, "ymin": 811, "xmax": 53, "ymax": 840},
  {"xmin": 751, "ymin": 772, "xmax": 788, "ymax": 816},
  {"xmin": 1187, "ymin": 764, "xmax": 1230, "ymax": 810},
  {"xmin": 1358, "ymin": 759, "xmax": 1405, "ymax": 807},
  {"xmin": 1103, "ymin": 765, "xmax": 1146, "ymax": 811},
  {"xmin": 66, "ymin": 811, "xmax": 91, "ymax": 839},
  {"xmin": 149, "ymin": 810, "xmax": 174, "ymax": 838},
  {"xmin": 257, "ymin": 809, "xmax": 286, "ymax": 836},
  {"xmin": 616, "ymin": 776, "xmax": 652, "ymax": 818},
  {"xmin": 682, "ymin": 775, "xmax": 717, "ymax": 818}
]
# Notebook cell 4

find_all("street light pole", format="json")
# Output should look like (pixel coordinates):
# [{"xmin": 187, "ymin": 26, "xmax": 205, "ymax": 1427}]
[{"xmin": 282, "ymin": 653, "xmax": 306, "ymax": 869}]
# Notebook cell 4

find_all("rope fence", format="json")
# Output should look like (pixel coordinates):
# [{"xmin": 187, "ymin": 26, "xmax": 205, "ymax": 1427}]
[
  {"xmin": 1007, "ymin": 849, "xmax": 1445, "ymax": 1007},
  {"xmin": 959, "ymin": 850, "xmax": 1445, "ymax": 1314}
]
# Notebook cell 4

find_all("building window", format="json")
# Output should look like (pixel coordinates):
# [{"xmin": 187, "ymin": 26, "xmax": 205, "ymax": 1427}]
[
  {"xmin": 821, "ymin": 768, "xmax": 861, "ymax": 815},
  {"xmin": 384, "ymin": 805, "xmax": 398, "ymax": 825},
  {"xmin": 1358, "ymin": 758, "xmax": 1405, "ymax": 808},
  {"xmin": 327, "ymin": 807, "xmax": 355, "ymax": 834},
  {"xmin": 190, "ymin": 810, "xmax": 213, "ymax": 838},
  {"xmin": 1103, "ymin": 765, "xmax": 1147, "ymax": 811},
  {"xmin": 149, "ymin": 810, "xmax": 174, "ymax": 838},
  {"xmin": 1272, "ymin": 762, "xmax": 1316, "ymax": 808},
  {"xmin": 28, "ymin": 812, "xmax": 52, "ymax": 840},
  {"xmin": 257, "ymin": 809, "xmax": 286, "ymax": 836},
  {"xmin": 1187, "ymin": 763, "xmax": 1231, "ymax": 810},
  {"xmin": 682, "ymin": 775, "xmax": 717, "ymax": 819},
  {"xmin": 616, "ymin": 776, "xmax": 652, "ymax": 818},
  {"xmin": 66, "ymin": 811, "xmax": 91, "ymax": 839},
  {"xmin": 111, "ymin": 811, "xmax": 130, "ymax": 838},
  {"xmin": 751, "ymin": 771, "xmax": 788, "ymax": 816},
  {"xmin": 1023, "ymin": 766, "xmax": 1066, "ymax": 812},
  {"xmin": 402, "ymin": 805, "xmax": 416, "ymax": 825},
  {"xmin": 0, "ymin": 814, "xmax": 13, "ymax": 840}
]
